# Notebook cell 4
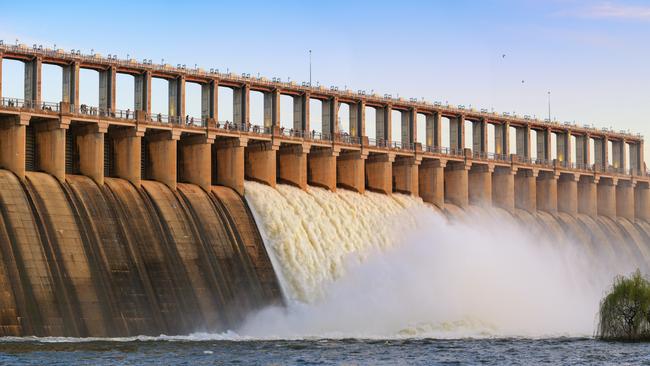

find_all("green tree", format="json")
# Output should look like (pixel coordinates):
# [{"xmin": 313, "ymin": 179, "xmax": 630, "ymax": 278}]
[{"xmin": 597, "ymin": 269, "xmax": 650, "ymax": 341}]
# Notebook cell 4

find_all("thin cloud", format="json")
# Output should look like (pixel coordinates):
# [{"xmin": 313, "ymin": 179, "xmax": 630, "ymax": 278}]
[{"xmin": 567, "ymin": 1, "xmax": 650, "ymax": 21}]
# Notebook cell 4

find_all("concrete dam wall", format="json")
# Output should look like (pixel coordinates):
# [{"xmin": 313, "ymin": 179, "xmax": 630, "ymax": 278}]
[{"xmin": 0, "ymin": 170, "xmax": 281, "ymax": 337}]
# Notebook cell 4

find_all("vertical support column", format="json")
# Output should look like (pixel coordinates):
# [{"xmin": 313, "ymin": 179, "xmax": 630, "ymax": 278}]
[
  {"xmin": 635, "ymin": 182, "xmax": 650, "ymax": 222},
  {"xmin": 277, "ymin": 143, "xmax": 310, "ymax": 189},
  {"xmin": 425, "ymin": 113, "xmax": 442, "ymax": 148},
  {"xmin": 536, "ymin": 170, "xmax": 558, "ymax": 213},
  {"xmin": 594, "ymin": 138, "xmax": 605, "ymax": 171},
  {"xmin": 213, "ymin": 137, "xmax": 247, "ymax": 195},
  {"xmin": 494, "ymin": 122, "xmax": 509, "ymax": 156},
  {"xmin": 0, "ymin": 114, "xmax": 29, "ymax": 179},
  {"xmin": 110, "ymin": 126, "xmax": 143, "ymax": 186},
  {"xmin": 233, "ymin": 84, "xmax": 250, "ymax": 126},
  {"xmin": 365, "ymin": 153, "xmax": 393, "ymax": 194},
  {"xmin": 492, "ymin": 166, "xmax": 515, "ymax": 212},
  {"xmin": 515, "ymin": 126, "xmax": 530, "ymax": 159},
  {"xmin": 308, "ymin": 147, "xmax": 338, "ymax": 191},
  {"xmin": 245, "ymin": 141, "xmax": 277, "ymax": 187},
  {"xmin": 293, "ymin": 92, "xmax": 310, "ymax": 133},
  {"xmin": 75, "ymin": 123, "xmax": 107, "ymax": 185},
  {"xmin": 168, "ymin": 76, "xmax": 185, "ymax": 120},
  {"xmin": 376, "ymin": 105, "xmax": 392, "ymax": 143},
  {"xmin": 629, "ymin": 142, "xmax": 640, "ymax": 175},
  {"xmin": 264, "ymin": 89, "xmax": 280, "ymax": 129},
  {"xmin": 33, "ymin": 118, "xmax": 69, "ymax": 182},
  {"xmin": 24, "ymin": 57, "xmax": 42, "ymax": 104},
  {"xmin": 557, "ymin": 173, "xmax": 579, "ymax": 215},
  {"xmin": 578, "ymin": 175, "xmax": 597, "ymax": 217},
  {"xmin": 575, "ymin": 135, "xmax": 585, "ymax": 167},
  {"xmin": 99, "ymin": 67, "xmax": 116, "ymax": 113},
  {"xmin": 145, "ymin": 130, "xmax": 179, "ymax": 189},
  {"xmin": 597, "ymin": 177, "xmax": 617, "ymax": 218},
  {"xmin": 348, "ymin": 101, "xmax": 365, "ymax": 138},
  {"xmin": 62, "ymin": 61, "xmax": 79, "ymax": 109},
  {"xmin": 134, "ymin": 71, "xmax": 152, "ymax": 116},
  {"xmin": 419, "ymin": 159, "xmax": 445, "ymax": 208},
  {"xmin": 616, "ymin": 180, "xmax": 635, "ymax": 221},
  {"xmin": 336, "ymin": 150, "xmax": 365, "ymax": 193},
  {"xmin": 322, "ymin": 96, "xmax": 339, "ymax": 138},
  {"xmin": 178, "ymin": 134, "xmax": 214, "ymax": 191},
  {"xmin": 449, "ymin": 115, "xmax": 465, "ymax": 151},
  {"xmin": 399, "ymin": 109, "xmax": 416, "ymax": 146},
  {"xmin": 472, "ymin": 119, "xmax": 487, "ymax": 154},
  {"xmin": 392, "ymin": 156, "xmax": 419, "ymax": 196},
  {"xmin": 444, "ymin": 161, "xmax": 470, "ymax": 208},
  {"xmin": 556, "ymin": 132, "xmax": 567, "ymax": 163},
  {"xmin": 201, "ymin": 80, "xmax": 218, "ymax": 120},
  {"xmin": 537, "ymin": 128, "xmax": 550, "ymax": 162},
  {"xmin": 603, "ymin": 136, "xmax": 610, "ymax": 171},
  {"xmin": 515, "ymin": 169, "xmax": 537, "ymax": 213},
  {"xmin": 468, "ymin": 164, "xmax": 493, "ymax": 206}
]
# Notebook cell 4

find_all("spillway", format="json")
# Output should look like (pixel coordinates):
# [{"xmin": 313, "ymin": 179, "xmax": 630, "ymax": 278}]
[
  {"xmin": 0, "ymin": 170, "xmax": 280, "ymax": 337},
  {"xmin": 0, "ymin": 170, "xmax": 648, "ymax": 338}
]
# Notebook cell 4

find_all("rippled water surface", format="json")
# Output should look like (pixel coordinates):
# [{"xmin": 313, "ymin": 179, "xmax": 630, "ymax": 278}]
[{"xmin": 1, "ymin": 338, "xmax": 650, "ymax": 365}]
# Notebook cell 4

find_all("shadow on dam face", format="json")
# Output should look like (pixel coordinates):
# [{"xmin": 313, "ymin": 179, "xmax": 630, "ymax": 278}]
[{"xmin": 0, "ymin": 170, "xmax": 281, "ymax": 337}]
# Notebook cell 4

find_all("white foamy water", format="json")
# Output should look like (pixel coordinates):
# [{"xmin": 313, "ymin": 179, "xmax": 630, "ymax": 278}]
[{"xmin": 240, "ymin": 181, "xmax": 636, "ymax": 339}]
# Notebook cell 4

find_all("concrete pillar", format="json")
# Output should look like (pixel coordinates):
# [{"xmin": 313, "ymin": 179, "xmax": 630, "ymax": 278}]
[
  {"xmin": 515, "ymin": 169, "xmax": 537, "ymax": 213},
  {"xmin": 629, "ymin": 142, "xmax": 640, "ymax": 175},
  {"xmin": 293, "ymin": 93, "xmax": 310, "ymax": 133},
  {"xmin": 594, "ymin": 138, "xmax": 605, "ymax": 171},
  {"xmin": 536, "ymin": 170, "xmax": 558, "ymax": 213},
  {"xmin": 494, "ymin": 122, "xmax": 509, "ymax": 156},
  {"xmin": 578, "ymin": 175, "xmax": 597, "ymax": 217},
  {"xmin": 635, "ymin": 182, "xmax": 650, "ymax": 222},
  {"xmin": 62, "ymin": 61, "xmax": 79, "ymax": 108},
  {"xmin": 349, "ymin": 101, "xmax": 365, "ymax": 138},
  {"xmin": 419, "ymin": 159, "xmax": 445, "ymax": 208},
  {"xmin": 365, "ymin": 153, "xmax": 393, "ymax": 194},
  {"xmin": 557, "ymin": 173, "xmax": 579, "ymax": 215},
  {"xmin": 245, "ymin": 141, "xmax": 277, "ymax": 187},
  {"xmin": 515, "ymin": 126, "xmax": 530, "ymax": 159},
  {"xmin": 99, "ymin": 67, "xmax": 116, "ymax": 113},
  {"xmin": 110, "ymin": 126, "xmax": 143, "ymax": 186},
  {"xmin": 144, "ymin": 130, "xmax": 179, "ymax": 190},
  {"xmin": 178, "ymin": 134, "xmax": 213, "ymax": 191},
  {"xmin": 597, "ymin": 177, "xmax": 617, "ymax": 218},
  {"xmin": 213, "ymin": 137, "xmax": 246, "ymax": 196},
  {"xmin": 134, "ymin": 71, "xmax": 152, "ymax": 115},
  {"xmin": 0, "ymin": 53, "xmax": 2, "ymax": 100},
  {"xmin": 425, "ymin": 112, "xmax": 442, "ymax": 148},
  {"xmin": 393, "ymin": 156, "xmax": 419, "ymax": 195},
  {"xmin": 444, "ymin": 161, "xmax": 469, "ymax": 208},
  {"xmin": 308, "ymin": 147, "xmax": 338, "ymax": 191},
  {"xmin": 556, "ymin": 132, "xmax": 569, "ymax": 163},
  {"xmin": 337, "ymin": 150, "xmax": 366, "ymax": 193},
  {"xmin": 277, "ymin": 143, "xmax": 310, "ymax": 189},
  {"xmin": 536, "ymin": 128, "xmax": 551, "ymax": 162},
  {"xmin": 612, "ymin": 140, "xmax": 625, "ymax": 172},
  {"xmin": 449, "ymin": 115, "xmax": 465, "ymax": 152},
  {"xmin": 0, "ymin": 114, "xmax": 29, "ymax": 179},
  {"xmin": 168, "ymin": 76, "xmax": 185, "ymax": 120},
  {"xmin": 322, "ymin": 96, "xmax": 339, "ymax": 138},
  {"xmin": 492, "ymin": 166, "xmax": 515, "ymax": 212},
  {"xmin": 376, "ymin": 106, "xmax": 391, "ymax": 143},
  {"xmin": 233, "ymin": 85, "xmax": 250, "ymax": 127},
  {"xmin": 264, "ymin": 89, "xmax": 280, "ymax": 129},
  {"xmin": 400, "ymin": 109, "xmax": 416, "ymax": 146},
  {"xmin": 472, "ymin": 120, "xmax": 487, "ymax": 155},
  {"xmin": 74, "ymin": 123, "xmax": 107, "ymax": 185},
  {"xmin": 30, "ymin": 119, "xmax": 68, "ymax": 181},
  {"xmin": 575, "ymin": 135, "xmax": 589, "ymax": 168},
  {"xmin": 201, "ymin": 80, "xmax": 218, "ymax": 120},
  {"xmin": 24, "ymin": 57, "xmax": 41, "ymax": 104},
  {"xmin": 468, "ymin": 164, "xmax": 493, "ymax": 206},
  {"xmin": 616, "ymin": 180, "xmax": 635, "ymax": 221}
]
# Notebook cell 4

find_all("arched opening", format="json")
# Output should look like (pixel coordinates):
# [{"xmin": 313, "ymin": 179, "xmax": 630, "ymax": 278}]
[
  {"xmin": 487, "ymin": 123, "xmax": 496, "ymax": 154},
  {"xmin": 150, "ymin": 77, "xmax": 169, "ymax": 122},
  {"xmin": 185, "ymin": 82, "xmax": 202, "ymax": 120},
  {"xmin": 391, "ymin": 109, "xmax": 401, "ymax": 145},
  {"xmin": 79, "ymin": 68, "xmax": 99, "ymax": 110},
  {"xmin": 309, "ymin": 98, "xmax": 323, "ymax": 137},
  {"xmin": 41, "ymin": 63, "xmax": 62, "ymax": 103},
  {"xmin": 1, "ymin": 59, "xmax": 24, "ymax": 99},
  {"xmin": 338, "ymin": 103, "xmax": 350, "ymax": 134},
  {"xmin": 249, "ymin": 90, "xmax": 264, "ymax": 126},
  {"xmin": 365, "ymin": 106, "xmax": 377, "ymax": 142},
  {"xmin": 280, "ymin": 94, "xmax": 294, "ymax": 130},
  {"xmin": 116, "ymin": 73, "xmax": 135, "ymax": 112},
  {"xmin": 465, "ymin": 118, "xmax": 474, "ymax": 150},
  {"xmin": 440, "ymin": 116, "xmax": 451, "ymax": 150},
  {"xmin": 217, "ymin": 86, "xmax": 233, "ymax": 124},
  {"xmin": 416, "ymin": 113, "xmax": 426, "ymax": 145},
  {"xmin": 530, "ymin": 129, "xmax": 538, "ymax": 161}
]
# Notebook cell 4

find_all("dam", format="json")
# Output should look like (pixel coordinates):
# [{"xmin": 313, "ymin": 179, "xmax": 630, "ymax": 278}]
[{"xmin": 0, "ymin": 43, "xmax": 649, "ymax": 338}]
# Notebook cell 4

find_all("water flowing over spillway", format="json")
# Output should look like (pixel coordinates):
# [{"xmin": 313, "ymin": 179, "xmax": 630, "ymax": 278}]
[{"xmin": 242, "ymin": 181, "xmax": 649, "ymax": 339}]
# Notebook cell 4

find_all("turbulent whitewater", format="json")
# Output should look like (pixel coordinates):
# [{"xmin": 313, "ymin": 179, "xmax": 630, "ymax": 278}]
[{"xmin": 241, "ymin": 181, "xmax": 649, "ymax": 339}]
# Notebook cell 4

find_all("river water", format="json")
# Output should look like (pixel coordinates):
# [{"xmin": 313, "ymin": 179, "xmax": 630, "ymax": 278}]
[{"xmin": 0, "ymin": 337, "xmax": 649, "ymax": 365}]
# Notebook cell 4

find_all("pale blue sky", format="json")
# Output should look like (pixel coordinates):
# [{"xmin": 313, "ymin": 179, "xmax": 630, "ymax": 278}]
[{"xmin": 1, "ymin": 0, "xmax": 649, "ymax": 156}]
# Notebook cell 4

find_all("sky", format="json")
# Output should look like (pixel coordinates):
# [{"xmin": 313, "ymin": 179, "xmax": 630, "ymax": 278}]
[{"xmin": 1, "ymin": 0, "xmax": 649, "ymax": 157}]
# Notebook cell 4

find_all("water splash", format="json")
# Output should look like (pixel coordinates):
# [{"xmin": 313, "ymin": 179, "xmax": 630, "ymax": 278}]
[{"xmin": 241, "ymin": 181, "xmax": 640, "ymax": 339}]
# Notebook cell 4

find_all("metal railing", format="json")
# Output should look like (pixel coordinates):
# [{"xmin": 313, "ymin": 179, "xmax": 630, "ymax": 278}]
[{"xmin": 1, "ymin": 98, "xmax": 60, "ymax": 112}]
